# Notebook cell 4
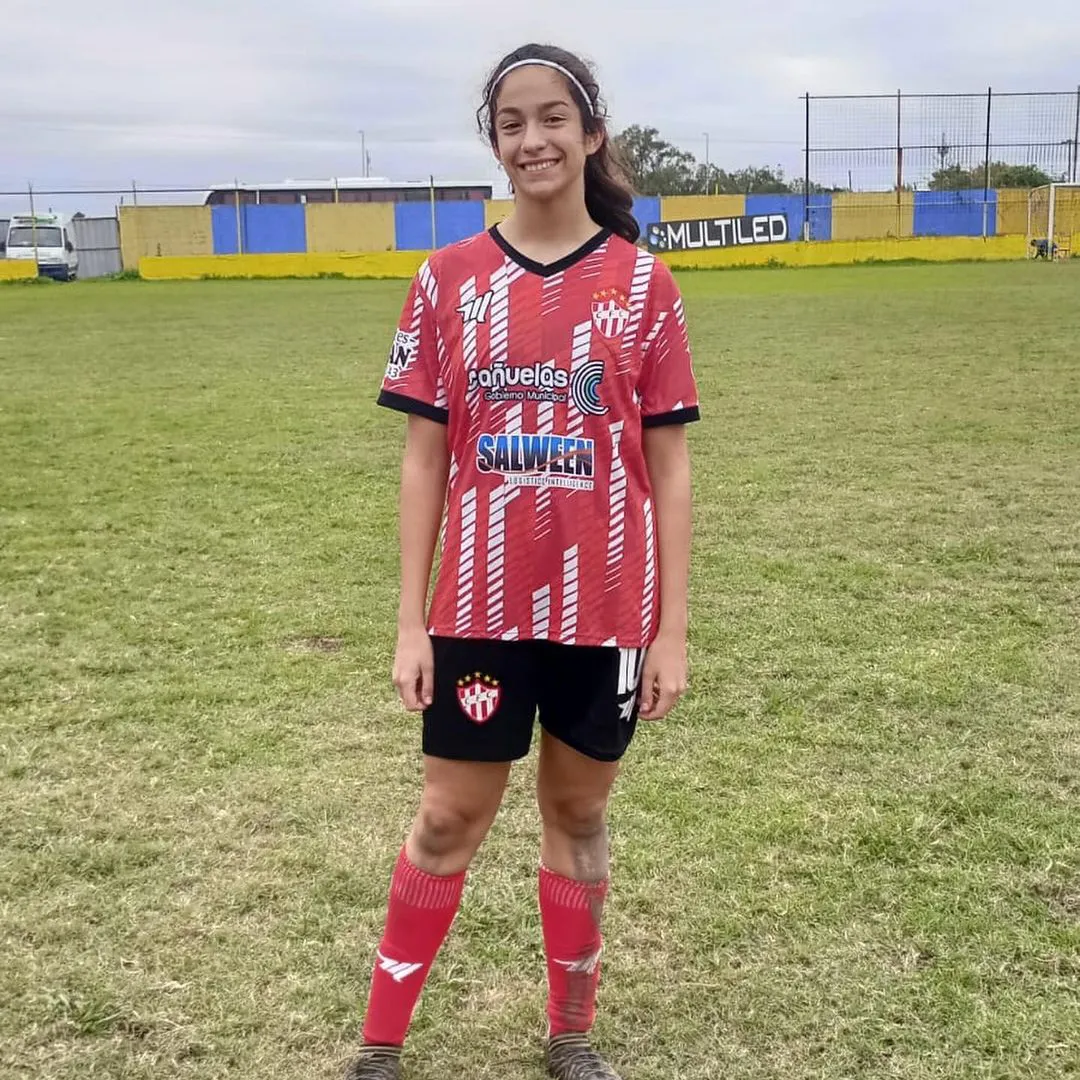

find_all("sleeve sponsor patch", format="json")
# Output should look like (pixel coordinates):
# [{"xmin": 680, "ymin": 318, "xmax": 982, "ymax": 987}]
[{"xmin": 385, "ymin": 329, "xmax": 419, "ymax": 381}]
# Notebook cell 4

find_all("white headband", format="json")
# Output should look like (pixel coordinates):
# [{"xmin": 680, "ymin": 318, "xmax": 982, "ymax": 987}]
[{"xmin": 489, "ymin": 58, "xmax": 595, "ymax": 117}]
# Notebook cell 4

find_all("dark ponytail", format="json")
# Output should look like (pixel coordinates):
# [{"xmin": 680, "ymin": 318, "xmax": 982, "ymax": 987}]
[{"xmin": 478, "ymin": 44, "xmax": 640, "ymax": 245}]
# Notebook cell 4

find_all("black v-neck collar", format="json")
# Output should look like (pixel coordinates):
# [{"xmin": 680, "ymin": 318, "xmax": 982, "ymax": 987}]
[{"xmin": 488, "ymin": 224, "xmax": 611, "ymax": 277}]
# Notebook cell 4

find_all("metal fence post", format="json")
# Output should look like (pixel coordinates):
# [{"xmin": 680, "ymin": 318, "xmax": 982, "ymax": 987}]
[
  {"xmin": 983, "ymin": 87, "xmax": 992, "ymax": 237},
  {"xmin": 803, "ymin": 92, "xmax": 810, "ymax": 240},
  {"xmin": 1072, "ymin": 86, "xmax": 1080, "ymax": 182},
  {"xmin": 896, "ymin": 89, "xmax": 903, "ymax": 238},
  {"xmin": 28, "ymin": 181, "xmax": 39, "ymax": 269},
  {"xmin": 429, "ymin": 175, "xmax": 437, "ymax": 250},
  {"xmin": 234, "ymin": 178, "xmax": 243, "ymax": 255}
]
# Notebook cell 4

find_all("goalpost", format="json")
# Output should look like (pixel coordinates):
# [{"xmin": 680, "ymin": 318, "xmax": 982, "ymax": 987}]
[{"xmin": 1027, "ymin": 183, "xmax": 1080, "ymax": 260}]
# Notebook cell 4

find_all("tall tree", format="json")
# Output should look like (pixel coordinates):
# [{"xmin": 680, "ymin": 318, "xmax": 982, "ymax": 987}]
[
  {"xmin": 613, "ymin": 125, "xmax": 699, "ymax": 195},
  {"xmin": 614, "ymin": 125, "xmax": 821, "ymax": 196},
  {"xmin": 929, "ymin": 161, "xmax": 1059, "ymax": 190}
]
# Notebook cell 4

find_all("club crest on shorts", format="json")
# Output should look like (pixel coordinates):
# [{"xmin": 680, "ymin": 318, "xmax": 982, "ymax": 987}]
[
  {"xmin": 591, "ymin": 287, "xmax": 630, "ymax": 339},
  {"xmin": 456, "ymin": 672, "xmax": 501, "ymax": 724}
]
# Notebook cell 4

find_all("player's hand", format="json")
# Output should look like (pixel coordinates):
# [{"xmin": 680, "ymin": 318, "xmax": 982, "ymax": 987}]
[
  {"xmin": 393, "ymin": 625, "xmax": 434, "ymax": 712},
  {"xmin": 638, "ymin": 630, "xmax": 688, "ymax": 721}
]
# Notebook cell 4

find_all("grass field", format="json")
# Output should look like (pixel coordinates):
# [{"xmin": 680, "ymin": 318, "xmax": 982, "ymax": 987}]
[{"xmin": 2, "ymin": 262, "xmax": 1079, "ymax": 1080}]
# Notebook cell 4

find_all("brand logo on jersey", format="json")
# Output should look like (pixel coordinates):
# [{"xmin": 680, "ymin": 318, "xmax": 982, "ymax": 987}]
[
  {"xmin": 570, "ymin": 361, "xmax": 608, "ymax": 416},
  {"xmin": 468, "ymin": 360, "xmax": 607, "ymax": 414},
  {"xmin": 385, "ymin": 329, "xmax": 418, "ymax": 381},
  {"xmin": 477, "ymin": 432, "xmax": 595, "ymax": 491},
  {"xmin": 458, "ymin": 291, "xmax": 493, "ymax": 325},
  {"xmin": 617, "ymin": 647, "xmax": 646, "ymax": 722},
  {"xmin": 591, "ymin": 288, "xmax": 630, "ymax": 339},
  {"xmin": 456, "ymin": 672, "xmax": 501, "ymax": 724}
]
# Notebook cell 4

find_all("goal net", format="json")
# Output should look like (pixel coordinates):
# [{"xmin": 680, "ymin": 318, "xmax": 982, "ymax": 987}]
[{"xmin": 1027, "ymin": 183, "xmax": 1080, "ymax": 259}]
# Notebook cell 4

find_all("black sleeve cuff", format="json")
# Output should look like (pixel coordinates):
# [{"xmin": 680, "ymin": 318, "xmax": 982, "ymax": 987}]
[
  {"xmin": 642, "ymin": 405, "xmax": 701, "ymax": 429},
  {"xmin": 377, "ymin": 389, "xmax": 449, "ymax": 425}
]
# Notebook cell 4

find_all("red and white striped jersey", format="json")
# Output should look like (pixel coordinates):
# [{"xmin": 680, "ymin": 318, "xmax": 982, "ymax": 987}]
[{"xmin": 378, "ymin": 226, "xmax": 699, "ymax": 649}]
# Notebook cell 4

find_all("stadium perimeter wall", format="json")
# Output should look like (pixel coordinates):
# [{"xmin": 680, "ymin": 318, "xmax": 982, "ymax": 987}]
[
  {"xmin": 139, "ymin": 251, "xmax": 429, "ymax": 280},
  {"xmin": 112, "ymin": 188, "xmax": 1080, "ymax": 267},
  {"xmin": 0, "ymin": 260, "xmax": 38, "ymax": 280},
  {"xmin": 139, "ymin": 233, "xmax": 1055, "ymax": 281}
]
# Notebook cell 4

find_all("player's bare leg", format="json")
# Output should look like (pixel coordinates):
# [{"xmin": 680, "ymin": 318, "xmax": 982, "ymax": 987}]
[
  {"xmin": 344, "ymin": 757, "xmax": 512, "ymax": 1079},
  {"xmin": 536, "ymin": 731, "xmax": 623, "ymax": 1080}
]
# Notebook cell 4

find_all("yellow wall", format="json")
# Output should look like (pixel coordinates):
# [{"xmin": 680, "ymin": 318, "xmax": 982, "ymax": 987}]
[
  {"xmin": 0, "ymin": 260, "xmax": 38, "ymax": 280},
  {"xmin": 305, "ymin": 203, "xmax": 395, "ymax": 252},
  {"xmin": 138, "ymin": 251, "xmax": 429, "ymax": 280},
  {"xmin": 119, "ymin": 206, "xmax": 213, "ymax": 269},
  {"xmin": 1004, "ymin": 187, "xmax": 1080, "ymax": 238},
  {"xmin": 659, "ymin": 234, "xmax": 1028, "ymax": 271},
  {"xmin": 661, "ymin": 194, "xmax": 745, "ymax": 220},
  {"xmin": 484, "ymin": 199, "xmax": 514, "ymax": 228},
  {"xmin": 1050, "ymin": 187, "xmax": 1080, "ymax": 238},
  {"xmin": 832, "ymin": 191, "xmax": 914, "ymax": 241},
  {"xmin": 996, "ymin": 189, "xmax": 1030, "ymax": 236}
]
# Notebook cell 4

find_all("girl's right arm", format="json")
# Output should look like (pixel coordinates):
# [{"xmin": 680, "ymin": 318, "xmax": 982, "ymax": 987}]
[{"xmin": 393, "ymin": 413, "xmax": 450, "ymax": 711}]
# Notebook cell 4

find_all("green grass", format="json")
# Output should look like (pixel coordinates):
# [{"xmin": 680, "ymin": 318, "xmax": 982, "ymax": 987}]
[{"xmin": 2, "ymin": 262, "xmax": 1078, "ymax": 1080}]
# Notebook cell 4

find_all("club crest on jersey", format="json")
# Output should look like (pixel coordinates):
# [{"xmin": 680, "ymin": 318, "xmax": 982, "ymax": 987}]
[
  {"xmin": 476, "ymin": 432, "xmax": 595, "ymax": 491},
  {"xmin": 591, "ymin": 288, "xmax": 630, "ymax": 339},
  {"xmin": 456, "ymin": 672, "xmax": 501, "ymax": 724},
  {"xmin": 385, "ymin": 329, "xmax": 418, "ymax": 381}
]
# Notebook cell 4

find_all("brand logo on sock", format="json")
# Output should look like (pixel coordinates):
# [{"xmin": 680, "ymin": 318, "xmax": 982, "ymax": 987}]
[
  {"xmin": 554, "ymin": 946, "xmax": 603, "ymax": 975},
  {"xmin": 377, "ymin": 950, "xmax": 424, "ymax": 983}
]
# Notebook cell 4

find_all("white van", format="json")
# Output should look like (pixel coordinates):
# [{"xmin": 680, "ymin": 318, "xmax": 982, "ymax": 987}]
[{"xmin": 2, "ymin": 212, "xmax": 78, "ymax": 280}]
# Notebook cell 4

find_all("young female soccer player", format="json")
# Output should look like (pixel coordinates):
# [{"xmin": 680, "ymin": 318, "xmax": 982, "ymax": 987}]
[{"xmin": 344, "ymin": 43, "xmax": 699, "ymax": 1080}]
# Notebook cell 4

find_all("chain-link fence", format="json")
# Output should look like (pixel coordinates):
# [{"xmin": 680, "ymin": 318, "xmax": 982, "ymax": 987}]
[{"xmin": 800, "ymin": 89, "xmax": 1080, "ymax": 241}]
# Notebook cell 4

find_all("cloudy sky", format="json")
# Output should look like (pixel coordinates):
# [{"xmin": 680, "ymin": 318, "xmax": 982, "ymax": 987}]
[{"xmin": 3, "ymin": 0, "xmax": 1079, "ymax": 215}]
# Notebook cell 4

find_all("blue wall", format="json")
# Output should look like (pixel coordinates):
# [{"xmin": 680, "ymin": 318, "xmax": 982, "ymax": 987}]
[
  {"xmin": 243, "ymin": 205, "xmax": 307, "ymax": 253},
  {"xmin": 632, "ymin": 196, "xmax": 661, "ymax": 238},
  {"xmin": 746, "ymin": 193, "xmax": 833, "ymax": 242},
  {"xmin": 914, "ymin": 190, "xmax": 997, "ymax": 237},
  {"xmin": 211, "ymin": 204, "xmax": 307, "ymax": 254},
  {"xmin": 212, "ymin": 205, "xmax": 242, "ymax": 255},
  {"xmin": 395, "ymin": 201, "xmax": 485, "ymax": 250}
]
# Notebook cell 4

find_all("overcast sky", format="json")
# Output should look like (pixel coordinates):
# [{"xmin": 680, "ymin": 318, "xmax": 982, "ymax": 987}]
[{"xmin": 3, "ymin": 0, "xmax": 1079, "ymax": 215}]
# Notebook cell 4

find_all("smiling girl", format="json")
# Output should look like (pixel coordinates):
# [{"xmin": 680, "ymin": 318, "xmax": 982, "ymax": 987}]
[{"xmin": 344, "ymin": 43, "xmax": 700, "ymax": 1080}]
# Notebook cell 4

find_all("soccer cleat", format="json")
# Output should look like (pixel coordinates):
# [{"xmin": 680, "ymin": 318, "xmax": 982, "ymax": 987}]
[
  {"xmin": 545, "ymin": 1033, "xmax": 623, "ymax": 1080},
  {"xmin": 343, "ymin": 1044, "xmax": 403, "ymax": 1080}
]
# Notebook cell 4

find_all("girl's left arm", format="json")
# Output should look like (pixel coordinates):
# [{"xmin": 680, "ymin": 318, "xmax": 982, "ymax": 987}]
[{"xmin": 639, "ymin": 423, "xmax": 692, "ymax": 720}]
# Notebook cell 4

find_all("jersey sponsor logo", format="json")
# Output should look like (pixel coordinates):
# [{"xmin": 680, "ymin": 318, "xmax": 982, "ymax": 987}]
[
  {"xmin": 456, "ymin": 671, "xmax": 501, "ymax": 724},
  {"xmin": 476, "ymin": 432, "xmax": 595, "ymax": 491},
  {"xmin": 469, "ymin": 361, "xmax": 569, "ymax": 402},
  {"xmin": 591, "ymin": 287, "xmax": 630, "ymax": 339},
  {"xmin": 385, "ymin": 329, "xmax": 419, "ymax": 381},
  {"xmin": 468, "ymin": 360, "xmax": 607, "ymax": 414},
  {"xmin": 570, "ymin": 361, "xmax": 608, "ymax": 416},
  {"xmin": 458, "ymin": 291, "xmax": 493, "ymax": 325}
]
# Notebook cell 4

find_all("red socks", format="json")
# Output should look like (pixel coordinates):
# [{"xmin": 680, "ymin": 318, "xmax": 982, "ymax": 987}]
[
  {"xmin": 361, "ymin": 848, "xmax": 466, "ymax": 1047},
  {"xmin": 360, "ymin": 853, "xmax": 610, "ymax": 1046},
  {"xmin": 539, "ymin": 864, "xmax": 610, "ymax": 1037}
]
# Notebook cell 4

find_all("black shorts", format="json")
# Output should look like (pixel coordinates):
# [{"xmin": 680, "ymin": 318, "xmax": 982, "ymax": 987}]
[{"xmin": 422, "ymin": 635, "xmax": 646, "ymax": 764}]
